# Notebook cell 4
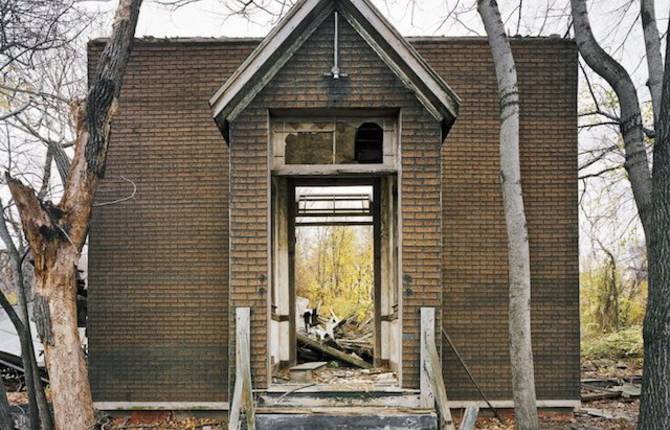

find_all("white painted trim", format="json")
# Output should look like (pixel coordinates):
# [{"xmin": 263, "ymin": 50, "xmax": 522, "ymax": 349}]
[
  {"xmin": 272, "ymin": 165, "xmax": 398, "ymax": 176},
  {"xmin": 210, "ymin": 0, "xmax": 460, "ymax": 126},
  {"xmin": 447, "ymin": 400, "xmax": 581, "ymax": 410},
  {"xmin": 210, "ymin": 0, "xmax": 320, "ymax": 111},
  {"xmin": 93, "ymin": 402, "xmax": 229, "ymax": 411},
  {"xmin": 344, "ymin": 0, "xmax": 460, "ymax": 114},
  {"xmin": 93, "ymin": 399, "xmax": 580, "ymax": 411}
]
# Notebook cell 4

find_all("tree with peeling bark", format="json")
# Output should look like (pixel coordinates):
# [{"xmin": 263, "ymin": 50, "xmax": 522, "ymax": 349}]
[
  {"xmin": 4, "ymin": 0, "xmax": 143, "ymax": 428},
  {"xmin": 477, "ymin": 1, "xmax": 539, "ymax": 429},
  {"xmin": 571, "ymin": 0, "xmax": 669, "ymax": 428},
  {"xmin": 0, "ymin": 203, "xmax": 53, "ymax": 430}
]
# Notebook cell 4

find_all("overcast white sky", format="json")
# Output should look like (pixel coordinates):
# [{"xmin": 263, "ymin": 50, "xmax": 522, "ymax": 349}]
[{"xmin": 85, "ymin": 0, "xmax": 569, "ymax": 39}]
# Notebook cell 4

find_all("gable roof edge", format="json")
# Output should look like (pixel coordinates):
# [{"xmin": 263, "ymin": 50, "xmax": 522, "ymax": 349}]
[
  {"xmin": 342, "ymin": 0, "xmax": 460, "ymax": 119},
  {"xmin": 209, "ymin": 0, "xmax": 327, "ymax": 115},
  {"xmin": 210, "ymin": 0, "xmax": 461, "ymax": 137}
]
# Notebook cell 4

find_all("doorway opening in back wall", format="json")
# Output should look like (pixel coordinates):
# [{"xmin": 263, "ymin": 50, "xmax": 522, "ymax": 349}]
[{"xmin": 270, "ymin": 179, "xmax": 400, "ymax": 387}]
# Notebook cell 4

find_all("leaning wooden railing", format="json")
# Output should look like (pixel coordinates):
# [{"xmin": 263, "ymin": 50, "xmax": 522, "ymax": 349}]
[
  {"xmin": 420, "ymin": 307, "xmax": 456, "ymax": 430},
  {"xmin": 229, "ymin": 307, "xmax": 255, "ymax": 430}
]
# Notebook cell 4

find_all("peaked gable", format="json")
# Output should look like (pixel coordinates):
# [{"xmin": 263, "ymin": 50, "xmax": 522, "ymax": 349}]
[{"xmin": 209, "ymin": 0, "xmax": 460, "ymax": 141}]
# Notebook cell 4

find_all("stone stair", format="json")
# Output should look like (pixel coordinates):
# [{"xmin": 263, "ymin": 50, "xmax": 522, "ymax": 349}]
[{"xmin": 244, "ymin": 406, "xmax": 438, "ymax": 429}]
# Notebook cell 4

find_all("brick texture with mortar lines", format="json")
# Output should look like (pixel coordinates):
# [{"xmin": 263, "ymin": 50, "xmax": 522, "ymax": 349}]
[{"xmin": 87, "ymin": 29, "xmax": 578, "ymax": 402}]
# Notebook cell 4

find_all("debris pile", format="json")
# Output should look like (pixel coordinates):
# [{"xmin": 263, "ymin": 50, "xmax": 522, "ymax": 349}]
[
  {"xmin": 297, "ymin": 299, "xmax": 374, "ymax": 368},
  {"xmin": 581, "ymin": 376, "xmax": 641, "ymax": 402}
]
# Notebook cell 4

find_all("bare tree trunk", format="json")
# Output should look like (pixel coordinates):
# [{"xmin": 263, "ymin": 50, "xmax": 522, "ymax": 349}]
[
  {"xmin": 638, "ymin": 22, "xmax": 670, "ymax": 430},
  {"xmin": 477, "ymin": 1, "xmax": 539, "ymax": 429},
  {"xmin": 0, "ymin": 201, "xmax": 52, "ymax": 430},
  {"xmin": 640, "ymin": 0, "xmax": 664, "ymax": 126},
  {"xmin": 0, "ymin": 377, "xmax": 15, "ymax": 430},
  {"xmin": 14, "ymin": 261, "xmax": 53, "ymax": 430},
  {"xmin": 5, "ymin": 1, "xmax": 143, "ymax": 428},
  {"xmin": 571, "ymin": 0, "xmax": 653, "ymax": 237}
]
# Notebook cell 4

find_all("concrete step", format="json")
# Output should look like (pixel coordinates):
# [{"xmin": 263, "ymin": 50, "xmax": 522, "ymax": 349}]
[
  {"xmin": 245, "ymin": 407, "xmax": 438, "ymax": 430},
  {"xmin": 257, "ymin": 386, "xmax": 421, "ymax": 408}
]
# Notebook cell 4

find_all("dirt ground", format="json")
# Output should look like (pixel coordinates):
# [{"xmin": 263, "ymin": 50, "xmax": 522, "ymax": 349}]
[{"xmin": 6, "ymin": 359, "xmax": 641, "ymax": 429}]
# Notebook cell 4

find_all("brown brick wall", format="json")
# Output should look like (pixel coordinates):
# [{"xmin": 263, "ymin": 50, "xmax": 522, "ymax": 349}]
[
  {"xmin": 87, "ymin": 41, "xmax": 256, "ymax": 402},
  {"xmin": 87, "ymin": 32, "xmax": 578, "ymax": 402},
  {"xmin": 415, "ymin": 38, "xmax": 580, "ymax": 400},
  {"xmin": 229, "ymin": 13, "xmax": 442, "ymax": 390}
]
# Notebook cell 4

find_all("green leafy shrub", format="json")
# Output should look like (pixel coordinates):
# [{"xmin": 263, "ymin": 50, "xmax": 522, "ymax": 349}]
[{"xmin": 582, "ymin": 326, "xmax": 643, "ymax": 360}]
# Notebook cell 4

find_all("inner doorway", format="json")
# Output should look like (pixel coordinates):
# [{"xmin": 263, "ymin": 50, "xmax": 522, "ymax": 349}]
[{"xmin": 270, "ymin": 177, "xmax": 400, "ymax": 387}]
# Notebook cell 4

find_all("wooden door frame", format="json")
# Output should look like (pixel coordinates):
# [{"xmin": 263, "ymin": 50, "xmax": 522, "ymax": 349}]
[{"xmin": 285, "ymin": 176, "xmax": 383, "ymax": 367}]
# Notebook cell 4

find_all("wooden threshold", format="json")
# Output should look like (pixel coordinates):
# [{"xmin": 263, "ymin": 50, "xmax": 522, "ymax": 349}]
[{"xmin": 262, "ymin": 384, "xmax": 409, "ymax": 393}]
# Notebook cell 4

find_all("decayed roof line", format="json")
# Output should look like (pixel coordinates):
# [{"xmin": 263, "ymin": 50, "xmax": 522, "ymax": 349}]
[
  {"xmin": 345, "ymin": 0, "xmax": 461, "ymax": 111},
  {"xmin": 208, "ymin": 0, "xmax": 463, "ymax": 125},
  {"xmin": 208, "ymin": 0, "xmax": 320, "ymax": 112}
]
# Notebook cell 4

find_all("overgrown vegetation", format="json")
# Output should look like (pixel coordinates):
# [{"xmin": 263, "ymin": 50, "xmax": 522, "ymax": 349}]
[
  {"xmin": 295, "ymin": 225, "xmax": 373, "ymax": 321},
  {"xmin": 580, "ymin": 254, "xmax": 647, "ymax": 360}
]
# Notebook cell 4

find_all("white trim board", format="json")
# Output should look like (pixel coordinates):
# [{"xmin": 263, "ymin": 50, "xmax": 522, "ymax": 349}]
[
  {"xmin": 93, "ymin": 399, "xmax": 579, "ymax": 411},
  {"xmin": 209, "ymin": 0, "xmax": 460, "ymax": 137},
  {"xmin": 448, "ymin": 400, "xmax": 581, "ymax": 410},
  {"xmin": 93, "ymin": 402, "xmax": 229, "ymax": 411}
]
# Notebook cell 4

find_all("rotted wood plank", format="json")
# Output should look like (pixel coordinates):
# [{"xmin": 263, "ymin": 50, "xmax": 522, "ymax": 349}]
[
  {"xmin": 229, "ymin": 308, "xmax": 255, "ymax": 430},
  {"xmin": 297, "ymin": 333, "xmax": 373, "ymax": 369},
  {"xmin": 422, "ymin": 307, "xmax": 456, "ymax": 430},
  {"xmin": 458, "ymin": 406, "xmax": 479, "ymax": 430}
]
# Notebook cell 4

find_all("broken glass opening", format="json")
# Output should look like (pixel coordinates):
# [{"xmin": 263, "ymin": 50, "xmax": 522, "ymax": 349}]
[
  {"xmin": 295, "ymin": 186, "xmax": 374, "ymax": 226},
  {"xmin": 281, "ymin": 121, "xmax": 385, "ymax": 165},
  {"xmin": 355, "ymin": 123, "xmax": 384, "ymax": 163}
]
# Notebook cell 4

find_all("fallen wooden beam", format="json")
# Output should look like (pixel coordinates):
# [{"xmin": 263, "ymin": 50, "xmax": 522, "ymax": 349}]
[
  {"xmin": 581, "ymin": 391, "xmax": 621, "ymax": 402},
  {"xmin": 297, "ymin": 333, "xmax": 372, "ymax": 369}
]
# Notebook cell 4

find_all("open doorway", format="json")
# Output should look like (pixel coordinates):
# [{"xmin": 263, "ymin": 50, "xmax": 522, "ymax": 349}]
[{"xmin": 270, "ymin": 178, "xmax": 400, "ymax": 387}]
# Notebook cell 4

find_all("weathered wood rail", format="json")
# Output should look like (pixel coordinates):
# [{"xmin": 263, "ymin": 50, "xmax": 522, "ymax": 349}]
[
  {"xmin": 420, "ymin": 307, "xmax": 456, "ymax": 430},
  {"xmin": 229, "ymin": 308, "xmax": 256, "ymax": 430}
]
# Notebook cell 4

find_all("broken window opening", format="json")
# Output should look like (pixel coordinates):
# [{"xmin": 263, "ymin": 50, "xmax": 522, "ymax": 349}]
[
  {"xmin": 276, "ymin": 119, "xmax": 391, "ymax": 167},
  {"xmin": 354, "ymin": 123, "xmax": 384, "ymax": 164},
  {"xmin": 285, "ymin": 131, "xmax": 334, "ymax": 164},
  {"xmin": 296, "ymin": 189, "xmax": 373, "ymax": 226}
]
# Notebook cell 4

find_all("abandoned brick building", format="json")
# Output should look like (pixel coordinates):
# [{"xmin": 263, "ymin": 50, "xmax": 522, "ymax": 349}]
[{"xmin": 87, "ymin": 0, "xmax": 579, "ymax": 422}]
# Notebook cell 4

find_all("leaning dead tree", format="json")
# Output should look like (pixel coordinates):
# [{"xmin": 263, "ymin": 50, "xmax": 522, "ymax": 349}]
[
  {"xmin": 477, "ymin": 0, "xmax": 539, "ymax": 428},
  {"xmin": 4, "ymin": 0, "xmax": 143, "ymax": 428}
]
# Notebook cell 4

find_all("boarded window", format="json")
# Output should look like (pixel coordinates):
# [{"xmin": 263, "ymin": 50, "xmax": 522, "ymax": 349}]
[
  {"xmin": 334, "ymin": 122, "xmax": 358, "ymax": 163},
  {"xmin": 285, "ymin": 132, "xmax": 334, "ymax": 164}
]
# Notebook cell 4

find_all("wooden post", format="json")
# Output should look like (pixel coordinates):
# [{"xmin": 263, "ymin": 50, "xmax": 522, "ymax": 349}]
[
  {"xmin": 421, "ymin": 307, "xmax": 456, "ymax": 430},
  {"xmin": 229, "ymin": 307, "xmax": 255, "ymax": 430},
  {"xmin": 458, "ymin": 406, "xmax": 479, "ymax": 430},
  {"xmin": 420, "ymin": 307, "xmax": 435, "ymax": 409}
]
